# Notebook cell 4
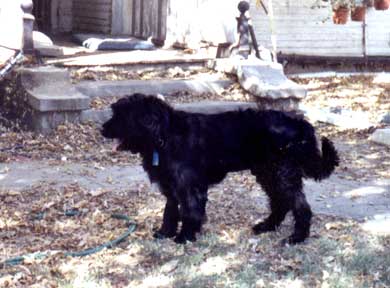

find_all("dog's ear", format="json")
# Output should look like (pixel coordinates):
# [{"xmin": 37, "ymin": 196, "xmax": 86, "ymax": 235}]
[
  {"xmin": 110, "ymin": 97, "xmax": 131, "ymax": 114},
  {"xmin": 141, "ymin": 96, "xmax": 171, "ymax": 147}
]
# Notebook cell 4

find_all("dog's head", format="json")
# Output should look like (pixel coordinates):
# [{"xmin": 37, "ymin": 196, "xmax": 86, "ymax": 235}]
[{"xmin": 101, "ymin": 93, "xmax": 171, "ymax": 153}]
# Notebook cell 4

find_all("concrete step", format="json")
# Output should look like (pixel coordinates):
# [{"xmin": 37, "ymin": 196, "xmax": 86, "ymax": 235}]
[
  {"xmin": 6, "ymin": 61, "xmax": 307, "ymax": 133},
  {"xmin": 76, "ymin": 78, "xmax": 234, "ymax": 98},
  {"xmin": 21, "ymin": 66, "xmax": 90, "ymax": 112},
  {"xmin": 5, "ymin": 65, "xmax": 253, "ymax": 133}
]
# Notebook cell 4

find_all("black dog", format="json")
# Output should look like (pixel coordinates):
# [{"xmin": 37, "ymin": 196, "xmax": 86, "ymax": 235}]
[{"xmin": 102, "ymin": 94, "xmax": 339, "ymax": 244}]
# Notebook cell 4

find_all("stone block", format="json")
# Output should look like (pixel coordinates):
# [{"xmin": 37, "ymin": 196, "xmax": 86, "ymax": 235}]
[
  {"xmin": 80, "ymin": 109, "xmax": 113, "ymax": 124},
  {"xmin": 20, "ymin": 66, "xmax": 90, "ymax": 112},
  {"xmin": 301, "ymin": 105, "xmax": 373, "ymax": 130},
  {"xmin": 379, "ymin": 112, "xmax": 390, "ymax": 124},
  {"xmin": 370, "ymin": 129, "xmax": 390, "ymax": 147},
  {"xmin": 76, "ymin": 79, "xmax": 234, "ymax": 98},
  {"xmin": 209, "ymin": 57, "xmax": 306, "ymax": 111},
  {"xmin": 237, "ymin": 61, "xmax": 307, "ymax": 100},
  {"xmin": 29, "ymin": 110, "xmax": 81, "ymax": 134}
]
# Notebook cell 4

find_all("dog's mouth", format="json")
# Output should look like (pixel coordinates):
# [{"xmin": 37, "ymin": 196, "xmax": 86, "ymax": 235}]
[{"xmin": 112, "ymin": 139, "xmax": 126, "ymax": 151}]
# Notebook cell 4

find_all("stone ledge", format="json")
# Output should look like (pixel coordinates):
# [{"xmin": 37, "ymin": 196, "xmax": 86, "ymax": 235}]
[
  {"xmin": 209, "ymin": 58, "xmax": 307, "ymax": 108},
  {"xmin": 237, "ymin": 63, "xmax": 307, "ymax": 99},
  {"xmin": 76, "ymin": 79, "xmax": 234, "ymax": 98},
  {"xmin": 20, "ymin": 66, "xmax": 90, "ymax": 112}
]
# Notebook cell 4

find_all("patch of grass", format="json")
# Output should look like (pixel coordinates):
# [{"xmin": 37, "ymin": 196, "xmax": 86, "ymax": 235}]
[
  {"xmin": 232, "ymin": 265, "xmax": 258, "ymax": 288},
  {"xmin": 172, "ymin": 274, "xmax": 222, "ymax": 288},
  {"xmin": 344, "ymin": 238, "xmax": 390, "ymax": 286}
]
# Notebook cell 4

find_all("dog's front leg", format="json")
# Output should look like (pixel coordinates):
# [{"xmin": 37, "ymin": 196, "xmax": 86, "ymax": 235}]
[
  {"xmin": 174, "ymin": 187, "xmax": 207, "ymax": 244},
  {"xmin": 154, "ymin": 197, "xmax": 179, "ymax": 239}
]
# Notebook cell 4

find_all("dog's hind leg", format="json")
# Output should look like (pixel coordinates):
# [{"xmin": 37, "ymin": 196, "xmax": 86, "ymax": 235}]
[
  {"xmin": 251, "ymin": 161, "xmax": 312, "ymax": 244},
  {"xmin": 286, "ymin": 191, "xmax": 312, "ymax": 245},
  {"xmin": 154, "ymin": 196, "xmax": 179, "ymax": 239}
]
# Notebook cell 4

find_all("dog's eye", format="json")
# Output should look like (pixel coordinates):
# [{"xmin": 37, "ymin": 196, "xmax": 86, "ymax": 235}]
[{"xmin": 142, "ymin": 116, "xmax": 154, "ymax": 127}]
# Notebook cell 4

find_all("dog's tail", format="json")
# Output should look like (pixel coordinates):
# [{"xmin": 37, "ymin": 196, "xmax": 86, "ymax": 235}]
[{"xmin": 300, "ymin": 137, "xmax": 339, "ymax": 181}]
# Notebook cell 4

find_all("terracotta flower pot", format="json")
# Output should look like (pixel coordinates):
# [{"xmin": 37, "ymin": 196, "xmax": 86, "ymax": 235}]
[
  {"xmin": 333, "ymin": 7, "xmax": 349, "ymax": 24},
  {"xmin": 351, "ymin": 6, "xmax": 366, "ymax": 21},
  {"xmin": 374, "ymin": 0, "xmax": 390, "ymax": 10}
]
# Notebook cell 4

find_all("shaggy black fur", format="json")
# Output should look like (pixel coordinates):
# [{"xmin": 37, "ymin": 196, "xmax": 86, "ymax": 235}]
[{"xmin": 101, "ymin": 94, "xmax": 339, "ymax": 244}]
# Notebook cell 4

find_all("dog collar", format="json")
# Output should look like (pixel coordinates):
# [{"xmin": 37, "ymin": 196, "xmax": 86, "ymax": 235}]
[{"xmin": 152, "ymin": 150, "xmax": 160, "ymax": 166}]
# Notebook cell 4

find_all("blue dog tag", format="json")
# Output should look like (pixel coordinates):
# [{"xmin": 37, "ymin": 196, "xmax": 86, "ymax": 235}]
[{"xmin": 152, "ymin": 151, "xmax": 159, "ymax": 166}]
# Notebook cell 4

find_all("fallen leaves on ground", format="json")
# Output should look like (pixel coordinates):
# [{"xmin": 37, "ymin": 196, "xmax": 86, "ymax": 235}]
[{"xmin": 0, "ymin": 73, "xmax": 389, "ymax": 287}]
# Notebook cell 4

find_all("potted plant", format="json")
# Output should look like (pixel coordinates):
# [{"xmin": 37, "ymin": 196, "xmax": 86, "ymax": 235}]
[
  {"xmin": 363, "ymin": 0, "xmax": 374, "ymax": 7},
  {"xmin": 351, "ymin": 0, "xmax": 366, "ymax": 21},
  {"xmin": 374, "ymin": 0, "xmax": 390, "ymax": 10},
  {"xmin": 332, "ymin": 0, "xmax": 351, "ymax": 24}
]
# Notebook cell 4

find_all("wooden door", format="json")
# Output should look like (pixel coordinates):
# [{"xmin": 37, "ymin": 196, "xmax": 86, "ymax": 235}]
[{"xmin": 112, "ymin": 0, "xmax": 167, "ymax": 43}]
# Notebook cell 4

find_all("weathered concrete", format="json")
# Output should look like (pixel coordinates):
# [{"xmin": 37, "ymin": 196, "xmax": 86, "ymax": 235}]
[
  {"xmin": 76, "ymin": 79, "xmax": 234, "ymax": 98},
  {"xmin": 0, "ymin": 66, "xmax": 90, "ymax": 133},
  {"xmin": 236, "ymin": 62, "xmax": 307, "ymax": 100},
  {"xmin": 0, "ymin": 161, "xmax": 147, "ymax": 191},
  {"xmin": 81, "ymin": 109, "xmax": 113, "ymax": 124},
  {"xmin": 370, "ymin": 129, "xmax": 390, "ymax": 147},
  {"xmin": 209, "ymin": 58, "xmax": 307, "ymax": 111},
  {"xmin": 20, "ymin": 66, "xmax": 90, "ymax": 112},
  {"xmin": 3, "ymin": 65, "xmax": 254, "ymax": 133},
  {"xmin": 301, "ymin": 105, "xmax": 374, "ymax": 130}
]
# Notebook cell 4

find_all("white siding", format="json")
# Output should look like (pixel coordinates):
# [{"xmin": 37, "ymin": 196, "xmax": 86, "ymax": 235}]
[
  {"xmin": 365, "ymin": 8, "xmax": 390, "ymax": 56},
  {"xmin": 166, "ymin": 0, "xmax": 240, "ymax": 47},
  {"xmin": 250, "ymin": 0, "xmax": 390, "ymax": 57}
]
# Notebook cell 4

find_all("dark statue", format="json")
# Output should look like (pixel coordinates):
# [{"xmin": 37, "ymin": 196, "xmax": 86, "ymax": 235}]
[{"xmin": 234, "ymin": 1, "xmax": 260, "ymax": 59}]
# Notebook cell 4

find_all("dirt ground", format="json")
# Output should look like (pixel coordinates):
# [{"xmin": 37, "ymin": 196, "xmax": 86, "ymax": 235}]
[{"xmin": 0, "ymin": 73, "xmax": 389, "ymax": 287}]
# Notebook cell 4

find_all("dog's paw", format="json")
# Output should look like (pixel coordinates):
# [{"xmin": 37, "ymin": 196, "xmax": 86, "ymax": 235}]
[
  {"xmin": 252, "ymin": 222, "xmax": 276, "ymax": 234},
  {"xmin": 174, "ymin": 233, "xmax": 196, "ymax": 244},
  {"xmin": 153, "ymin": 229, "xmax": 176, "ymax": 239},
  {"xmin": 281, "ymin": 234, "xmax": 307, "ymax": 246}
]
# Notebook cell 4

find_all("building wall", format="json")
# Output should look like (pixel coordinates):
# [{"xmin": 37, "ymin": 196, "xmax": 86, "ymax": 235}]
[
  {"xmin": 250, "ymin": 0, "xmax": 390, "ymax": 57},
  {"xmin": 51, "ymin": 0, "xmax": 73, "ymax": 33},
  {"xmin": 166, "ymin": 0, "xmax": 390, "ymax": 57},
  {"xmin": 365, "ymin": 8, "xmax": 390, "ymax": 56},
  {"xmin": 73, "ymin": 0, "xmax": 112, "ymax": 33},
  {"xmin": 41, "ymin": 0, "xmax": 390, "ymax": 57},
  {"xmin": 166, "ymin": 0, "xmax": 240, "ymax": 48}
]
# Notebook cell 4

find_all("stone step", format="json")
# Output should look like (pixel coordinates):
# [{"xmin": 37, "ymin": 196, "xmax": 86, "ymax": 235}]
[
  {"xmin": 7, "ymin": 66, "xmax": 244, "ymax": 133},
  {"xmin": 20, "ymin": 66, "xmax": 90, "ymax": 112},
  {"xmin": 76, "ymin": 78, "xmax": 234, "ymax": 99}
]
